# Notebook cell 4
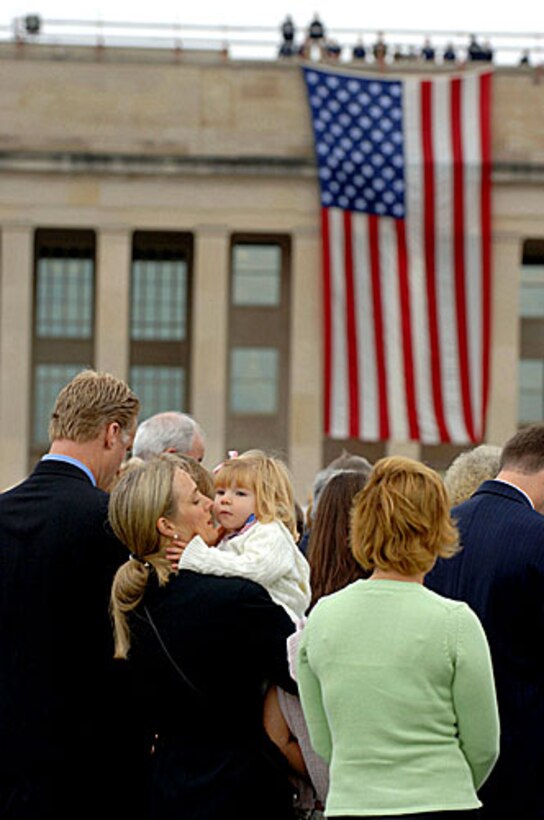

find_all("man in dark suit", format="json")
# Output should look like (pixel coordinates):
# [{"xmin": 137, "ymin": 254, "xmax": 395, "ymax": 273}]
[
  {"xmin": 426, "ymin": 424, "xmax": 544, "ymax": 819},
  {"xmin": 0, "ymin": 370, "xmax": 140, "ymax": 820}
]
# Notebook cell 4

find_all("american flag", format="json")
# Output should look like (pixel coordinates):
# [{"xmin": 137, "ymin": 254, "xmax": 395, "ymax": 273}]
[{"xmin": 303, "ymin": 66, "xmax": 492, "ymax": 444}]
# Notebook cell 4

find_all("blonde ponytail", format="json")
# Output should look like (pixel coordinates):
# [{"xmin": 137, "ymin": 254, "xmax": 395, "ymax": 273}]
[{"xmin": 109, "ymin": 459, "xmax": 177, "ymax": 658}]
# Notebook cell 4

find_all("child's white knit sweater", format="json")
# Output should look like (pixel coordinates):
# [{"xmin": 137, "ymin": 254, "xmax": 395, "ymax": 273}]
[{"xmin": 179, "ymin": 519, "xmax": 311, "ymax": 622}]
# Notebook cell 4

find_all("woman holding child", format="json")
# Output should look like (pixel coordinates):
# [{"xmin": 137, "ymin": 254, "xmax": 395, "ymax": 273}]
[{"xmin": 109, "ymin": 452, "xmax": 305, "ymax": 820}]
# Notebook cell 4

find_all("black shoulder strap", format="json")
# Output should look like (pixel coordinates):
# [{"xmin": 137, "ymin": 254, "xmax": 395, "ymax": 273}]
[{"xmin": 143, "ymin": 605, "xmax": 202, "ymax": 698}]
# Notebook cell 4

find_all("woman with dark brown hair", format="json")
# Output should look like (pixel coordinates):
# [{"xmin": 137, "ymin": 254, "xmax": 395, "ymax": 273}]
[
  {"xmin": 307, "ymin": 471, "xmax": 371, "ymax": 608},
  {"xmin": 265, "ymin": 470, "xmax": 370, "ymax": 818}
]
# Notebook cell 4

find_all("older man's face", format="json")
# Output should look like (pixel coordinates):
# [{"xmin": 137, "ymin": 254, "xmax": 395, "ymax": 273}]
[{"xmin": 187, "ymin": 432, "xmax": 205, "ymax": 463}]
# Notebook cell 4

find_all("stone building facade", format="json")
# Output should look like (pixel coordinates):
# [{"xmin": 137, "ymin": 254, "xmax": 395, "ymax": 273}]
[{"xmin": 0, "ymin": 42, "xmax": 543, "ymax": 496}]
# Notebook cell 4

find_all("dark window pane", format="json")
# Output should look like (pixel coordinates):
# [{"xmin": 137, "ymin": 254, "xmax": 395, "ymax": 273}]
[
  {"xmin": 232, "ymin": 244, "xmax": 281, "ymax": 306},
  {"xmin": 131, "ymin": 259, "xmax": 187, "ymax": 340},
  {"xmin": 33, "ymin": 363, "xmax": 87, "ymax": 446},
  {"xmin": 519, "ymin": 359, "xmax": 544, "ymax": 424},
  {"xmin": 36, "ymin": 257, "xmax": 93, "ymax": 338},
  {"xmin": 130, "ymin": 365, "xmax": 185, "ymax": 420},
  {"xmin": 230, "ymin": 347, "xmax": 278, "ymax": 414}
]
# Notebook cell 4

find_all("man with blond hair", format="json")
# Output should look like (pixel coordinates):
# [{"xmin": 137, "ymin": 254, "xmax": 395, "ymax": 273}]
[{"xmin": 0, "ymin": 370, "xmax": 144, "ymax": 820}]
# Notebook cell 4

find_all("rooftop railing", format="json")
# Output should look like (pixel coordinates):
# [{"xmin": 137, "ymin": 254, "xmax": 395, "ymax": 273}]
[{"xmin": 1, "ymin": 16, "xmax": 542, "ymax": 67}]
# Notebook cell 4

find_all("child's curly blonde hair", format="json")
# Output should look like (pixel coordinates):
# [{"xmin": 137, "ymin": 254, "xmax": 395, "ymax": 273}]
[{"xmin": 214, "ymin": 450, "xmax": 297, "ymax": 540}]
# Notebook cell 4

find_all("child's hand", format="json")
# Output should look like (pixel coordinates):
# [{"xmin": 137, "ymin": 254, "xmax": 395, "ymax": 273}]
[
  {"xmin": 165, "ymin": 543, "xmax": 186, "ymax": 570},
  {"xmin": 206, "ymin": 525, "xmax": 226, "ymax": 546},
  {"xmin": 196, "ymin": 518, "xmax": 222, "ymax": 546}
]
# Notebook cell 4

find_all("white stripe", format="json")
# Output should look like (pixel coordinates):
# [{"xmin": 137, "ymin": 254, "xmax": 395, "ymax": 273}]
[
  {"xmin": 432, "ymin": 76, "xmax": 469, "ymax": 443},
  {"xmin": 328, "ymin": 208, "xmax": 349, "ymax": 437},
  {"xmin": 403, "ymin": 78, "xmax": 440, "ymax": 444},
  {"xmin": 462, "ymin": 73, "xmax": 484, "ymax": 439},
  {"xmin": 379, "ymin": 217, "xmax": 408, "ymax": 440},
  {"xmin": 352, "ymin": 213, "xmax": 379, "ymax": 439}
]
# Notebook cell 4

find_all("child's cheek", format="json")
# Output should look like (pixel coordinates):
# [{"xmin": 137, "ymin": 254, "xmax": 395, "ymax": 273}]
[{"xmin": 212, "ymin": 500, "xmax": 222, "ymax": 519}]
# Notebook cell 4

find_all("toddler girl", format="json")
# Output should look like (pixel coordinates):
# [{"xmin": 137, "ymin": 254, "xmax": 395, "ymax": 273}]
[{"xmin": 178, "ymin": 450, "xmax": 310, "ymax": 622}]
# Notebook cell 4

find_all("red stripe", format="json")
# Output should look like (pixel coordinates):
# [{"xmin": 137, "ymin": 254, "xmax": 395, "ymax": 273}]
[
  {"xmin": 343, "ymin": 212, "xmax": 360, "ymax": 437},
  {"xmin": 368, "ymin": 216, "xmax": 390, "ymax": 439},
  {"xmin": 395, "ymin": 220, "xmax": 419, "ymax": 440},
  {"xmin": 451, "ymin": 77, "xmax": 477, "ymax": 442},
  {"xmin": 479, "ymin": 72, "xmax": 492, "ymax": 437},
  {"xmin": 421, "ymin": 81, "xmax": 449, "ymax": 443},
  {"xmin": 321, "ymin": 208, "xmax": 332, "ymax": 435}
]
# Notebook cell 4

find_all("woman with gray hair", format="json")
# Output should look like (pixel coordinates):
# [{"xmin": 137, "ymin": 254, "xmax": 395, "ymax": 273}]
[{"xmin": 444, "ymin": 445, "xmax": 502, "ymax": 507}]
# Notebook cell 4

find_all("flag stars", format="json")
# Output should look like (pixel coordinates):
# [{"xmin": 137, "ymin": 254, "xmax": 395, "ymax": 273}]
[{"xmin": 304, "ymin": 67, "xmax": 405, "ymax": 217}]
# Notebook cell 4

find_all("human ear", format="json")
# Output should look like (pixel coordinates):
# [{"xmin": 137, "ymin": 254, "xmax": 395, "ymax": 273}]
[
  {"xmin": 105, "ymin": 421, "xmax": 121, "ymax": 449},
  {"xmin": 156, "ymin": 515, "xmax": 176, "ymax": 539}
]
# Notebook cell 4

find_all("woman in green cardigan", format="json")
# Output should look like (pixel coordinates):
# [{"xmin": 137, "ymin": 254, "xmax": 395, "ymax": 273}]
[{"xmin": 298, "ymin": 456, "xmax": 499, "ymax": 820}]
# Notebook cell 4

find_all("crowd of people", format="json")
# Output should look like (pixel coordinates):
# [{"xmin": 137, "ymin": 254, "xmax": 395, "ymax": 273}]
[
  {"xmin": 278, "ymin": 16, "xmax": 532, "ymax": 67},
  {"xmin": 1, "ymin": 368, "xmax": 543, "ymax": 819}
]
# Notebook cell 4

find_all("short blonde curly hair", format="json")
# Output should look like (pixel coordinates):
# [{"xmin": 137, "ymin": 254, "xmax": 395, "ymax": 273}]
[
  {"xmin": 351, "ymin": 456, "xmax": 459, "ymax": 576},
  {"xmin": 444, "ymin": 445, "xmax": 501, "ymax": 507}
]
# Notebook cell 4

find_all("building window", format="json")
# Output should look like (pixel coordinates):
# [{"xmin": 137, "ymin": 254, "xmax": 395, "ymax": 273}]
[
  {"xmin": 230, "ymin": 347, "xmax": 279, "ymax": 414},
  {"xmin": 519, "ymin": 239, "xmax": 544, "ymax": 426},
  {"xmin": 519, "ymin": 360, "xmax": 544, "ymax": 424},
  {"xmin": 129, "ymin": 232, "xmax": 192, "ymax": 421},
  {"xmin": 31, "ymin": 230, "xmax": 95, "ymax": 462},
  {"xmin": 33, "ymin": 363, "xmax": 88, "ymax": 446},
  {"xmin": 232, "ymin": 245, "xmax": 282, "ymax": 306},
  {"xmin": 36, "ymin": 255, "xmax": 93, "ymax": 338},
  {"xmin": 226, "ymin": 236, "xmax": 291, "ymax": 456}
]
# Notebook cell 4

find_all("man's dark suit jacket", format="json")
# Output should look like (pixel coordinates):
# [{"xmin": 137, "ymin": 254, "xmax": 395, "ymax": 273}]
[
  {"xmin": 426, "ymin": 479, "xmax": 544, "ymax": 819},
  {"xmin": 0, "ymin": 460, "xmax": 147, "ymax": 820},
  {"xmin": 128, "ymin": 570, "xmax": 296, "ymax": 820}
]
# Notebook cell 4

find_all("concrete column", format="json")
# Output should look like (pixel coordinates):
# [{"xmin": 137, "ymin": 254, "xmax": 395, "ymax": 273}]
[
  {"xmin": 0, "ymin": 224, "xmax": 33, "ymax": 489},
  {"xmin": 191, "ymin": 226, "xmax": 230, "ymax": 470},
  {"xmin": 289, "ymin": 228, "xmax": 323, "ymax": 503},
  {"xmin": 486, "ymin": 233, "xmax": 522, "ymax": 446},
  {"xmin": 95, "ymin": 227, "xmax": 131, "ymax": 379}
]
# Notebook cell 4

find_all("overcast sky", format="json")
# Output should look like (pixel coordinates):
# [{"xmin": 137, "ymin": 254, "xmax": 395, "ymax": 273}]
[{"xmin": 1, "ymin": 0, "xmax": 540, "ymax": 33}]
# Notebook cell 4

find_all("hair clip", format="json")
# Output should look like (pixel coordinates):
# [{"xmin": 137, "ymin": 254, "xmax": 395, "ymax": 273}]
[{"xmin": 129, "ymin": 552, "xmax": 151, "ymax": 569}]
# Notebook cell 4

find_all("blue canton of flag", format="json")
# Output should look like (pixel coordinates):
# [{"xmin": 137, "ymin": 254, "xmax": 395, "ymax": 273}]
[{"xmin": 304, "ymin": 67, "xmax": 406, "ymax": 218}]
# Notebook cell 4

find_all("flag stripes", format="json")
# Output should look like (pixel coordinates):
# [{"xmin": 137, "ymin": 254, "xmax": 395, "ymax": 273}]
[{"xmin": 313, "ymin": 69, "xmax": 492, "ymax": 444}]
